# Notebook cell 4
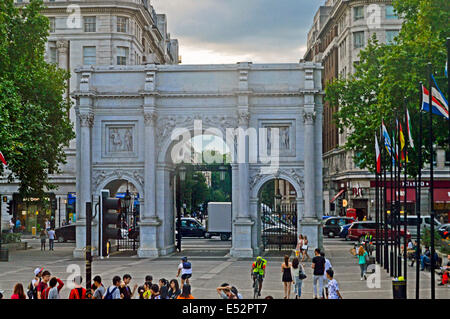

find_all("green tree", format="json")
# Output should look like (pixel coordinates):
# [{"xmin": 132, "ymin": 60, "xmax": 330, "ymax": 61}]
[
  {"xmin": 325, "ymin": 0, "xmax": 449, "ymax": 175},
  {"xmin": 0, "ymin": 0, "xmax": 74, "ymax": 197}
]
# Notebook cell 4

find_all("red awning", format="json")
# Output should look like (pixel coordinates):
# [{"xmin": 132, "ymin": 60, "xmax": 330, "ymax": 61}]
[
  {"xmin": 330, "ymin": 189, "xmax": 345, "ymax": 203},
  {"xmin": 434, "ymin": 189, "xmax": 450, "ymax": 203},
  {"xmin": 385, "ymin": 188, "xmax": 416, "ymax": 203}
]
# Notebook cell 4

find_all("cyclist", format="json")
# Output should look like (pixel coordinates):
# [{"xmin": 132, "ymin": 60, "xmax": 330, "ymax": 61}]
[
  {"xmin": 251, "ymin": 256, "xmax": 267, "ymax": 297},
  {"xmin": 364, "ymin": 233, "xmax": 373, "ymax": 255}
]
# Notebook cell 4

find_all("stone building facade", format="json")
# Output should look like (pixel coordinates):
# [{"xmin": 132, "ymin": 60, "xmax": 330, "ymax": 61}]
[
  {"xmin": 0, "ymin": 0, "xmax": 179, "ymax": 232},
  {"xmin": 305, "ymin": 0, "xmax": 450, "ymax": 221}
]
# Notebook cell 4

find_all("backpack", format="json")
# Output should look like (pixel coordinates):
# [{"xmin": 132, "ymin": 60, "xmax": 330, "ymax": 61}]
[
  {"xmin": 27, "ymin": 281, "xmax": 37, "ymax": 299},
  {"xmin": 104, "ymin": 286, "xmax": 118, "ymax": 300},
  {"xmin": 182, "ymin": 261, "xmax": 192, "ymax": 270}
]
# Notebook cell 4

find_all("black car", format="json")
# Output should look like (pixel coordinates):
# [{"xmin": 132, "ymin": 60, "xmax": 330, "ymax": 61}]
[
  {"xmin": 323, "ymin": 217, "xmax": 355, "ymax": 238},
  {"xmin": 176, "ymin": 218, "xmax": 206, "ymax": 238},
  {"xmin": 55, "ymin": 224, "xmax": 76, "ymax": 242}
]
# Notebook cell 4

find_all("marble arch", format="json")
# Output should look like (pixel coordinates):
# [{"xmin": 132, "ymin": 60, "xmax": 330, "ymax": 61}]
[{"xmin": 73, "ymin": 62, "xmax": 324, "ymax": 258}]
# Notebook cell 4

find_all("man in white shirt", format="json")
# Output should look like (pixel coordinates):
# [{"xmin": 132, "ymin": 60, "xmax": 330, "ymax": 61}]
[
  {"xmin": 177, "ymin": 257, "xmax": 192, "ymax": 286},
  {"xmin": 47, "ymin": 229, "xmax": 56, "ymax": 251}
]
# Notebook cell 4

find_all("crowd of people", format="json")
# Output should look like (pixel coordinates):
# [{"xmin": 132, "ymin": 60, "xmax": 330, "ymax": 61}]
[{"xmin": 0, "ymin": 257, "xmax": 199, "ymax": 300}]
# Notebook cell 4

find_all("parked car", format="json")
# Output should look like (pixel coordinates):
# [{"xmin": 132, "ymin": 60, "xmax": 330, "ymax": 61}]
[
  {"xmin": 55, "ymin": 224, "xmax": 76, "ymax": 243},
  {"xmin": 176, "ymin": 217, "xmax": 206, "ymax": 238},
  {"xmin": 339, "ymin": 223, "xmax": 353, "ymax": 240},
  {"xmin": 397, "ymin": 216, "xmax": 441, "ymax": 238},
  {"xmin": 347, "ymin": 221, "xmax": 411, "ymax": 242},
  {"xmin": 323, "ymin": 217, "xmax": 355, "ymax": 238},
  {"xmin": 261, "ymin": 227, "xmax": 296, "ymax": 246}
]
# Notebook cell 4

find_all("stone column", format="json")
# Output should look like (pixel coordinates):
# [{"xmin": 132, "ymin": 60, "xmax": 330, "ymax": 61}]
[
  {"xmin": 300, "ymin": 96, "xmax": 322, "ymax": 251},
  {"xmin": 74, "ymin": 111, "xmax": 94, "ymax": 258},
  {"xmin": 230, "ymin": 109, "xmax": 254, "ymax": 257},
  {"xmin": 138, "ymin": 66, "xmax": 161, "ymax": 257}
]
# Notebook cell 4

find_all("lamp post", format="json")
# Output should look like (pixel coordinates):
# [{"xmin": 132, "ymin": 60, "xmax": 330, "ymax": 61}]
[{"xmin": 176, "ymin": 165, "xmax": 186, "ymax": 252}]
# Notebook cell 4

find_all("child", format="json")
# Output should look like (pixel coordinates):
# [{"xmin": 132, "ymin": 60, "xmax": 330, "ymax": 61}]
[{"xmin": 326, "ymin": 269, "xmax": 342, "ymax": 299}]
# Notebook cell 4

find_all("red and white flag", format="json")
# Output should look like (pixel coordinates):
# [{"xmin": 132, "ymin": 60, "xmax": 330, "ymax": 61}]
[
  {"xmin": 375, "ymin": 134, "xmax": 381, "ymax": 174},
  {"xmin": 0, "ymin": 151, "xmax": 7, "ymax": 166}
]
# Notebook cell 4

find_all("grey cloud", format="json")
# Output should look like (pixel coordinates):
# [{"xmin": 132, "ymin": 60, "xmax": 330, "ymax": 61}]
[{"xmin": 152, "ymin": 0, "xmax": 322, "ymax": 62}]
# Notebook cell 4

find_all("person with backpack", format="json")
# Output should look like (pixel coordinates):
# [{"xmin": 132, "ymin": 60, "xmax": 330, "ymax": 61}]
[
  {"xmin": 92, "ymin": 276, "xmax": 105, "ymax": 299},
  {"xmin": 46, "ymin": 277, "xmax": 65, "ymax": 299},
  {"xmin": 104, "ymin": 276, "xmax": 121, "ymax": 299},
  {"xmin": 291, "ymin": 257, "xmax": 305, "ymax": 299},
  {"xmin": 177, "ymin": 257, "xmax": 192, "ymax": 286},
  {"xmin": 321, "ymin": 252, "xmax": 333, "ymax": 298},
  {"xmin": 69, "ymin": 275, "xmax": 87, "ymax": 299},
  {"xmin": 28, "ymin": 267, "xmax": 43, "ymax": 299},
  {"xmin": 356, "ymin": 244, "xmax": 368, "ymax": 280}
]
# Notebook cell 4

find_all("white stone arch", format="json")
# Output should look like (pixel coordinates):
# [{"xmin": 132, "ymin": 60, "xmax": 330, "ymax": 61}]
[
  {"xmin": 157, "ymin": 124, "xmax": 236, "ymax": 165},
  {"xmin": 249, "ymin": 171, "xmax": 304, "ymax": 254},
  {"xmin": 92, "ymin": 171, "xmax": 145, "ymax": 198}
]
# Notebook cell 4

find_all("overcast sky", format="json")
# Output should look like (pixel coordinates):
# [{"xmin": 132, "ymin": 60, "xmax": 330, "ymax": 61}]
[{"xmin": 152, "ymin": 0, "xmax": 322, "ymax": 64}]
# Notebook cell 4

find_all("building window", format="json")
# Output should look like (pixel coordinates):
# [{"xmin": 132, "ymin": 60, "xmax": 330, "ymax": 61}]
[
  {"xmin": 83, "ymin": 46, "xmax": 96, "ymax": 65},
  {"xmin": 386, "ymin": 30, "xmax": 399, "ymax": 44},
  {"xmin": 49, "ymin": 17, "xmax": 55, "ymax": 33},
  {"xmin": 353, "ymin": 6, "xmax": 364, "ymax": 21},
  {"xmin": 353, "ymin": 31, "xmax": 365, "ymax": 49},
  {"xmin": 117, "ymin": 47, "xmax": 129, "ymax": 65},
  {"xmin": 49, "ymin": 46, "xmax": 57, "ymax": 64},
  {"xmin": 117, "ymin": 16, "xmax": 128, "ymax": 33},
  {"xmin": 84, "ymin": 17, "xmax": 96, "ymax": 32},
  {"xmin": 385, "ymin": 5, "xmax": 397, "ymax": 19}
]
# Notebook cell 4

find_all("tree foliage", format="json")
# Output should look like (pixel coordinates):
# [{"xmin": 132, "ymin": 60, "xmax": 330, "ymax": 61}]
[
  {"xmin": 325, "ymin": 0, "xmax": 449, "ymax": 176},
  {"xmin": 0, "ymin": 0, "xmax": 74, "ymax": 197}
]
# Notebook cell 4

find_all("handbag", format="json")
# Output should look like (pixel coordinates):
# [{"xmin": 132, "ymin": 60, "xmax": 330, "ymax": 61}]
[{"xmin": 298, "ymin": 267, "xmax": 307, "ymax": 280}]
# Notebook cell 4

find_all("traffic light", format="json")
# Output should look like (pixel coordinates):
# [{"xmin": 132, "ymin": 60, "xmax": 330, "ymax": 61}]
[
  {"xmin": 6, "ymin": 200, "xmax": 13, "ymax": 215},
  {"xmin": 100, "ymin": 196, "xmax": 122, "ymax": 257},
  {"xmin": 51, "ymin": 199, "xmax": 57, "ymax": 211}
]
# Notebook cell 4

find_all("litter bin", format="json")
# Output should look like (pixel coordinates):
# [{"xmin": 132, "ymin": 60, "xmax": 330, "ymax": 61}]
[
  {"xmin": 32, "ymin": 227, "xmax": 36, "ymax": 237},
  {"xmin": 392, "ymin": 277, "xmax": 406, "ymax": 299},
  {"xmin": 0, "ymin": 248, "xmax": 9, "ymax": 262}
]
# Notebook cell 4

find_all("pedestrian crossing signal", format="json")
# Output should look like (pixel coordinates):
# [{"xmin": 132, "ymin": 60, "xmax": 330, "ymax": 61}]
[{"xmin": 6, "ymin": 200, "xmax": 13, "ymax": 215}]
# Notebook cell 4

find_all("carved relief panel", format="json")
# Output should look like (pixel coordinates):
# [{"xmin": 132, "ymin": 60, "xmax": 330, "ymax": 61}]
[{"xmin": 102, "ymin": 122, "xmax": 138, "ymax": 158}]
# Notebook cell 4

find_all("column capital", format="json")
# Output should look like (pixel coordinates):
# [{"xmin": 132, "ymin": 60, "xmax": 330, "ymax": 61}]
[
  {"xmin": 56, "ymin": 39, "xmax": 69, "ymax": 53},
  {"xmin": 144, "ymin": 111, "xmax": 158, "ymax": 126},
  {"xmin": 302, "ymin": 110, "xmax": 316, "ymax": 125},
  {"xmin": 79, "ymin": 112, "xmax": 94, "ymax": 128},
  {"xmin": 237, "ymin": 110, "xmax": 250, "ymax": 126}
]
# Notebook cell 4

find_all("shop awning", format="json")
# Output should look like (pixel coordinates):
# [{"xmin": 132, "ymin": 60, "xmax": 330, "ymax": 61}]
[
  {"xmin": 330, "ymin": 189, "xmax": 345, "ymax": 203},
  {"xmin": 434, "ymin": 189, "xmax": 450, "ymax": 203},
  {"xmin": 385, "ymin": 188, "xmax": 416, "ymax": 203}
]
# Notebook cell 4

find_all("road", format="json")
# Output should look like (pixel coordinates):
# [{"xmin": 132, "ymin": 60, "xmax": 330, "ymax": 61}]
[{"xmin": 0, "ymin": 237, "xmax": 448, "ymax": 299}]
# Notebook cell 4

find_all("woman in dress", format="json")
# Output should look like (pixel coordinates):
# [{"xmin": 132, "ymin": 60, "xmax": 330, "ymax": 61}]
[
  {"xmin": 296, "ymin": 234, "xmax": 304, "ymax": 257},
  {"xmin": 281, "ymin": 255, "xmax": 293, "ymax": 299},
  {"xmin": 301, "ymin": 235, "xmax": 310, "ymax": 262}
]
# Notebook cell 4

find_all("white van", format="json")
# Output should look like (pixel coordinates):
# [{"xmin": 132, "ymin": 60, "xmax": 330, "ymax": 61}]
[{"xmin": 402, "ymin": 216, "xmax": 441, "ymax": 238}]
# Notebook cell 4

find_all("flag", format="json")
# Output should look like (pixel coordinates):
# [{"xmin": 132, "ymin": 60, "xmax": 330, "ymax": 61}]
[
  {"xmin": 421, "ymin": 84, "xmax": 449, "ymax": 120},
  {"xmin": 382, "ymin": 121, "xmax": 395, "ymax": 165},
  {"xmin": 406, "ymin": 108, "xmax": 414, "ymax": 149},
  {"xmin": 375, "ymin": 134, "xmax": 381, "ymax": 173},
  {"xmin": 397, "ymin": 119, "xmax": 406, "ymax": 162},
  {"xmin": 382, "ymin": 121, "xmax": 393, "ymax": 156},
  {"xmin": 0, "ymin": 151, "xmax": 7, "ymax": 166}
]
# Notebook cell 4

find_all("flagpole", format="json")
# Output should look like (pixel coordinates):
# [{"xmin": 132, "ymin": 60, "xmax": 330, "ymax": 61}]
[
  {"xmin": 447, "ymin": 38, "xmax": 450, "ymax": 147},
  {"xmin": 416, "ymin": 81, "xmax": 423, "ymax": 299},
  {"xmin": 403, "ymin": 97, "xmax": 408, "ymax": 287},
  {"xmin": 397, "ymin": 116, "xmax": 402, "ymax": 278},
  {"xmin": 380, "ymin": 125, "xmax": 385, "ymax": 268},
  {"xmin": 428, "ymin": 63, "xmax": 435, "ymax": 300},
  {"xmin": 375, "ymin": 133, "xmax": 380, "ymax": 264},
  {"xmin": 394, "ymin": 118, "xmax": 398, "ymax": 278},
  {"xmin": 388, "ymin": 122, "xmax": 395, "ymax": 277},
  {"xmin": 383, "ymin": 121, "xmax": 389, "ymax": 272}
]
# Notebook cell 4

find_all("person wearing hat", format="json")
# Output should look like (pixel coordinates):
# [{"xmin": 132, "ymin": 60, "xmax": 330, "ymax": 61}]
[
  {"xmin": 177, "ymin": 257, "xmax": 192, "ymax": 286},
  {"xmin": 27, "ymin": 267, "xmax": 44, "ymax": 299}
]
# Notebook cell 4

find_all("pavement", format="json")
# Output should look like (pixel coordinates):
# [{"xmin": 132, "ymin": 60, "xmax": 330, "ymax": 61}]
[{"xmin": 0, "ymin": 237, "xmax": 448, "ymax": 299}]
